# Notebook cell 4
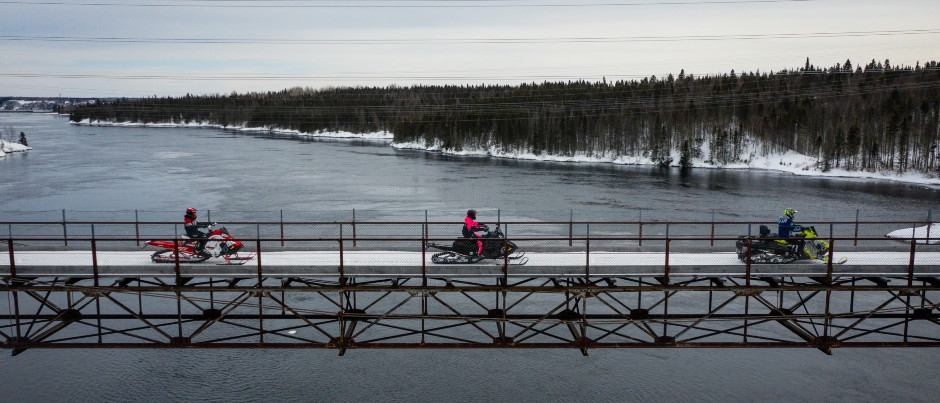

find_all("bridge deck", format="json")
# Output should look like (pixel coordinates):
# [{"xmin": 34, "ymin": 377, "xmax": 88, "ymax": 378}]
[{"xmin": 3, "ymin": 250, "xmax": 939, "ymax": 278}]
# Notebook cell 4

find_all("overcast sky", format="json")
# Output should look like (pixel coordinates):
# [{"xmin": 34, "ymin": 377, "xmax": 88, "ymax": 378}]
[{"xmin": 1, "ymin": 0, "xmax": 938, "ymax": 98}]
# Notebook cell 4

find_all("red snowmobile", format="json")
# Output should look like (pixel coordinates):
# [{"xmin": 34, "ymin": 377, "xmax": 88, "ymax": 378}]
[{"xmin": 147, "ymin": 224, "xmax": 253, "ymax": 264}]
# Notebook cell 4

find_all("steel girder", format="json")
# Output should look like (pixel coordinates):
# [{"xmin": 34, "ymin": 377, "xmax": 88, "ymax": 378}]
[{"xmin": 2, "ymin": 275, "xmax": 940, "ymax": 356}]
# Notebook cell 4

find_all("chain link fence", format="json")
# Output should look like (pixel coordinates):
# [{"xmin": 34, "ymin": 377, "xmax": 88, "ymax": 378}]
[{"xmin": 1, "ymin": 209, "xmax": 935, "ymax": 255}]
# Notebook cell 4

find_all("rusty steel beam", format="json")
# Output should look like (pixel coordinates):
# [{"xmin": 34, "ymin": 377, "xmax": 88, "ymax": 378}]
[
  {"xmin": 2, "ymin": 274, "xmax": 939, "ymax": 355},
  {"xmin": 4, "ymin": 219, "xmax": 940, "ymax": 355}
]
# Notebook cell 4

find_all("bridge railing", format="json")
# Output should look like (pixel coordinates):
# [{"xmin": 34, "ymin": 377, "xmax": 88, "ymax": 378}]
[
  {"xmin": 0, "ymin": 218, "xmax": 934, "ymax": 246},
  {"xmin": 4, "ymin": 218, "xmax": 939, "ymax": 287}
]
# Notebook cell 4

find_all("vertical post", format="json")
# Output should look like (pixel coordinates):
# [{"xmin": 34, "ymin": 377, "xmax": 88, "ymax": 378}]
[
  {"xmin": 9, "ymin": 238, "xmax": 22, "ymax": 342},
  {"xmin": 62, "ymin": 209, "xmax": 68, "ymax": 246},
  {"xmin": 338, "ymin": 239, "xmax": 345, "ymax": 285},
  {"xmin": 663, "ymin": 239, "xmax": 670, "ymax": 285},
  {"xmin": 91, "ymin": 224, "xmax": 99, "ymax": 287},
  {"xmin": 135, "ymin": 209, "xmax": 140, "ymax": 246},
  {"xmin": 927, "ymin": 209, "xmax": 933, "ymax": 244},
  {"xmin": 421, "ymin": 235, "xmax": 427, "ymax": 287},
  {"xmin": 908, "ymin": 239, "xmax": 917, "ymax": 287},
  {"xmin": 256, "ymin": 224, "xmax": 262, "ymax": 282},
  {"xmin": 352, "ymin": 209, "xmax": 357, "ymax": 247},
  {"xmin": 585, "ymin": 237, "xmax": 590, "ymax": 280},
  {"xmin": 280, "ymin": 209, "xmax": 285, "ymax": 247},
  {"xmin": 139, "ymin": 278, "xmax": 144, "ymax": 315},
  {"xmin": 176, "ymin": 289, "xmax": 183, "ymax": 341},
  {"xmin": 903, "ymin": 292, "xmax": 911, "ymax": 343},
  {"xmin": 581, "ymin": 292, "xmax": 588, "ymax": 355},
  {"xmin": 569, "ymin": 209, "xmax": 573, "ymax": 247},
  {"xmin": 256, "ymin": 236, "xmax": 263, "ymax": 284},
  {"xmin": 338, "ymin": 222, "xmax": 345, "ymax": 285},
  {"xmin": 7, "ymin": 238, "xmax": 15, "ymax": 278},
  {"xmin": 745, "ymin": 239, "xmax": 752, "ymax": 286},
  {"xmin": 258, "ymin": 288, "xmax": 265, "ymax": 345},
  {"xmin": 638, "ymin": 209, "xmax": 643, "ymax": 247},
  {"xmin": 743, "ymin": 293, "xmax": 749, "ymax": 343},
  {"xmin": 854, "ymin": 209, "xmax": 860, "ymax": 246},
  {"xmin": 207, "ymin": 209, "xmax": 211, "ymax": 223},
  {"xmin": 96, "ymin": 278, "xmax": 103, "ymax": 344},
  {"xmin": 662, "ymin": 279, "xmax": 670, "ymax": 342},
  {"xmin": 823, "ymin": 289, "xmax": 832, "ymax": 347},
  {"xmin": 710, "ymin": 210, "xmax": 716, "ymax": 247},
  {"xmin": 502, "ymin": 237, "xmax": 509, "ymax": 285},
  {"xmin": 173, "ymin": 237, "xmax": 181, "ymax": 286}
]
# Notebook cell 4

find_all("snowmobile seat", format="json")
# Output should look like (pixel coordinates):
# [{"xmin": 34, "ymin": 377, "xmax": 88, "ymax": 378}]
[{"xmin": 759, "ymin": 225, "xmax": 771, "ymax": 238}]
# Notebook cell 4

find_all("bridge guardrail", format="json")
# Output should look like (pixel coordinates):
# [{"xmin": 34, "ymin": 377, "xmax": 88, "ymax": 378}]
[
  {"xmin": 1, "ymin": 218, "xmax": 935, "ymax": 246},
  {"xmin": 5, "ymin": 222, "xmax": 940, "ymax": 287}
]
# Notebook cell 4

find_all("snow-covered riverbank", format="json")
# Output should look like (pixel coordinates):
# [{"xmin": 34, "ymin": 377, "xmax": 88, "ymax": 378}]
[
  {"xmin": 70, "ymin": 118, "xmax": 940, "ymax": 187},
  {"xmin": 391, "ymin": 140, "xmax": 940, "ymax": 187},
  {"xmin": 71, "ymin": 118, "xmax": 393, "ymax": 140}
]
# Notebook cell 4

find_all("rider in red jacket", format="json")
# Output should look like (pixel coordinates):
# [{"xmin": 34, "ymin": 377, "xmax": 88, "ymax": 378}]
[
  {"xmin": 184, "ymin": 207, "xmax": 211, "ymax": 254},
  {"xmin": 463, "ymin": 209, "xmax": 486, "ymax": 255}
]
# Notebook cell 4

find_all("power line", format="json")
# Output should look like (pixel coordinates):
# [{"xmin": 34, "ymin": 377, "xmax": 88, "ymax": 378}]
[
  {"xmin": 3, "ymin": 29, "xmax": 938, "ymax": 45},
  {"xmin": 0, "ymin": 0, "xmax": 823, "ymax": 9},
  {"xmin": 2, "ymin": 63, "xmax": 937, "ymax": 81}
]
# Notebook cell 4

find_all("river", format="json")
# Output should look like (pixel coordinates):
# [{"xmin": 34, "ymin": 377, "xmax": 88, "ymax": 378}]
[{"xmin": 1, "ymin": 113, "xmax": 939, "ymax": 402}]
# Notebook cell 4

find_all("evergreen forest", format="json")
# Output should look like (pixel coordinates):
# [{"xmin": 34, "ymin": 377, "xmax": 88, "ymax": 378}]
[{"xmin": 67, "ymin": 59, "xmax": 940, "ymax": 176}]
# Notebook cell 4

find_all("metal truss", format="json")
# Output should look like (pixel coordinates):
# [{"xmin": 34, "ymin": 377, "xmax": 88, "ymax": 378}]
[
  {"xmin": 3, "ymin": 274, "xmax": 939, "ymax": 356},
  {"xmin": 4, "ymin": 218, "xmax": 940, "ymax": 355}
]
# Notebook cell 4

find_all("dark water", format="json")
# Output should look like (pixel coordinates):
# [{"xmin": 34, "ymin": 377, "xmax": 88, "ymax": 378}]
[
  {"xmin": 2, "ymin": 113, "xmax": 939, "ymax": 402},
  {"xmin": 3, "ymin": 114, "xmax": 938, "ymax": 223}
]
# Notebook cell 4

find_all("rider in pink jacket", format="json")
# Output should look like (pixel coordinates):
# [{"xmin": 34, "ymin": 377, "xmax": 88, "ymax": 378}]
[{"xmin": 464, "ymin": 209, "xmax": 486, "ymax": 255}]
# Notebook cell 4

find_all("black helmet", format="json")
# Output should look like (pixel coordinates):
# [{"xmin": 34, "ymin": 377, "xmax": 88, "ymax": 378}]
[{"xmin": 467, "ymin": 209, "xmax": 477, "ymax": 219}]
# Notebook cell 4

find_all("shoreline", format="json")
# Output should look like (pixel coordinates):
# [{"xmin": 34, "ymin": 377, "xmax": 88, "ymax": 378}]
[
  {"xmin": 70, "ymin": 118, "xmax": 940, "ymax": 188},
  {"xmin": 70, "ymin": 118, "xmax": 394, "ymax": 140}
]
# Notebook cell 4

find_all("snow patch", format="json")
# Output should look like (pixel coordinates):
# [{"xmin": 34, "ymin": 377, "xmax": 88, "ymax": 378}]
[
  {"xmin": 887, "ymin": 223, "xmax": 940, "ymax": 244},
  {"xmin": 0, "ymin": 140, "xmax": 32, "ymax": 158}
]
